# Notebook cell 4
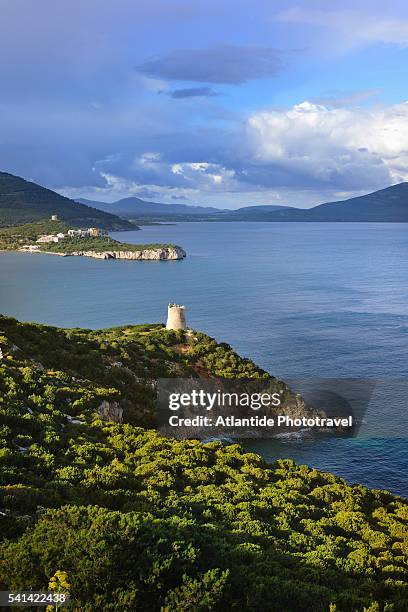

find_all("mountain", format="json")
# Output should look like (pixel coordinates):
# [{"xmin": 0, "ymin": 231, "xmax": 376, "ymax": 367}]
[
  {"xmin": 231, "ymin": 205, "xmax": 292, "ymax": 213},
  {"xmin": 218, "ymin": 184, "xmax": 408, "ymax": 221},
  {"xmin": 0, "ymin": 172, "xmax": 135, "ymax": 229},
  {"xmin": 263, "ymin": 183, "xmax": 408, "ymax": 222},
  {"xmin": 76, "ymin": 196, "xmax": 225, "ymax": 217},
  {"xmin": 218, "ymin": 204, "xmax": 293, "ymax": 219},
  {"xmin": 76, "ymin": 197, "xmax": 291, "ymax": 219},
  {"xmin": 77, "ymin": 182, "xmax": 408, "ymax": 223}
]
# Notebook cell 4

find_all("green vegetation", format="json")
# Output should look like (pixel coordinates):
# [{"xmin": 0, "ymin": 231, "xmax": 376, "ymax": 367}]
[
  {"xmin": 0, "ymin": 220, "xmax": 71, "ymax": 250},
  {"xmin": 0, "ymin": 315, "xmax": 407, "ymax": 610},
  {"xmin": 0, "ymin": 171, "xmax": 135, "ymax": 229},
  {"xmin": 0, "ymin": 220, "xmax": 177, "ymax": 254},
  {"xmin": 42, "ymin": 236, "xmax": 176, "ymax": 254}
]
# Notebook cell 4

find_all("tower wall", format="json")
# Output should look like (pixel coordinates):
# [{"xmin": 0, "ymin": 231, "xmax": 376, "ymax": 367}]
[{"xmin": 166, "ymin": 304, "xmax": 187, "ymax": 330}]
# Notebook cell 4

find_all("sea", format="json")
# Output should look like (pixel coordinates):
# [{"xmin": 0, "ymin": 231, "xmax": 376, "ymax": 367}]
[{"xmin": 1, "ymin": 222, "xmax": 407, "ymax": 496}]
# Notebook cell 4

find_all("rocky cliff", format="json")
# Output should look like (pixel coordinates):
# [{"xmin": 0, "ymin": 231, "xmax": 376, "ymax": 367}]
[
  {"xmin": 26, "ymin": 245, "xmax": 187, "ymax": 260},
  {"xmin": 66, "ymin": 246, "xmax": 186, "ymax": 260},
  {"xmin": 97, "ymin": 399, "xmax": 123, "ymax": 423}
]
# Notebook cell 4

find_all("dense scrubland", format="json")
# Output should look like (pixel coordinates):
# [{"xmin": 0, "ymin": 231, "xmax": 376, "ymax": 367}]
[
  {"xmin": 0, "ymin": 221, "xmax": 174, "ymax": 254},
  {"xmin": 0, "ymin": 316, "xmax": 407, "ymax": 611},
  {"xmin": 41, "ymin": 236, "xmax": 175, "ymax": 254}
]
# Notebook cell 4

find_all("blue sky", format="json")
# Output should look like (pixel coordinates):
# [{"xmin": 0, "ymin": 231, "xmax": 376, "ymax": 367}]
[{"xmin": 1, "ymin": 0, "xmax": 408, "ymax": 208}]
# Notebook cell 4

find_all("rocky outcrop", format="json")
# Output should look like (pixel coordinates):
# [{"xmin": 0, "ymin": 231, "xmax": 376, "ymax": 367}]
[
  {"xmin": 97, "ymin": 400, "xmax": 123, "ymax": 423},
  {"xmin": 61, "ymin": 246, "xmax": 186, "ymax": 260}
]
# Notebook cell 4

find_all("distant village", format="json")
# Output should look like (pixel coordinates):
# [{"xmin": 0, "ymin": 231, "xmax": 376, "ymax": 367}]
[{"xmin": 20, "ymin": 214, "xmax": 107, "ymax": 252}]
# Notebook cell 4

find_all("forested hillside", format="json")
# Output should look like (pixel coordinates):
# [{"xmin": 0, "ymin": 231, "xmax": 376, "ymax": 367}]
[
  {"xmin": 0, "ymin": 316, "xmax": 407, "ymax": 610},
  {"xmin": 0, "ymin": 172, "xmax": 134, "ymax": 229}
]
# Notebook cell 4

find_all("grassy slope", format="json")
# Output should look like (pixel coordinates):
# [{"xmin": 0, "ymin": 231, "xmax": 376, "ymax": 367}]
[{"xmin": 0, "ymin": 316, "xmax": 407, "ymax": 610}]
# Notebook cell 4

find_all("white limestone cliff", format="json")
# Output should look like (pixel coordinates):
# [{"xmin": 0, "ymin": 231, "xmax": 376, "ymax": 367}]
[{"xmin": 62, "ymin": 246, "xmax": 186, "ymax": 260}]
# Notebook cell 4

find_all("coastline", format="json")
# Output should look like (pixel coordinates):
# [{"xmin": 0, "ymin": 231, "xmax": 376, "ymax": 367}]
[{"xmin": 13, "ymin": 245, "xmax": 187, "ymax": 260}]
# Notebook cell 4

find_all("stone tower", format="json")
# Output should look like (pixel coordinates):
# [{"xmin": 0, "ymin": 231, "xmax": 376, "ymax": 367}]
[{"xmin": 166, "ymin": 303, "xmax": 187, "ymax": 330}]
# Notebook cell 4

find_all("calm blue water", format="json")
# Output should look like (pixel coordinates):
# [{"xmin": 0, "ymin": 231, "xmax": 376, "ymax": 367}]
[{"xmin": 1, "ymin": 222, "xmax": 407, "ymax": 496}]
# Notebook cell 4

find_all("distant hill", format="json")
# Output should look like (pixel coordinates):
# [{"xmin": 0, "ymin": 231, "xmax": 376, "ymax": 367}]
[
  {"xmin": 217, "ymin": 184, "xmax": 408, "ymax": 222},
  {"xmin": 77, "ymin": 197, "xmax": 291, "ymax": 219},
  {"xmin": 263, "ymin": 183, "xmax": 408, "ymax": 222},
  {"xmin": 76, "ymin": 197, "xmax": 225, "ymax": 217},
  {"xmin": 230, "ymin": 205, "xmax": 292, "ymax": 213},
  {"xmin": 77, "ymin": 182, "xmax": 408, "ymax": 223},
  {"xmin": 218, "ymin": 204, "xmax": 293, "ymax": 219},
  {"xmin": 0, "ymin": 172, "xmax": 135, "ymax": 229}
]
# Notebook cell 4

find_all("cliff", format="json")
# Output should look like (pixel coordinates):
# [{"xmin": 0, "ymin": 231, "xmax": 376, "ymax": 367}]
[{"xmin": 64, "ymin": 245, "xmax": 186, "ymax": 260}]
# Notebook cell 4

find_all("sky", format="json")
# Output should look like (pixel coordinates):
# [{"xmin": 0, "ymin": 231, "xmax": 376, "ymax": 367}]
[{"xmin": 1, "ymin": 0, "xmax": 408, "ymax": 208}]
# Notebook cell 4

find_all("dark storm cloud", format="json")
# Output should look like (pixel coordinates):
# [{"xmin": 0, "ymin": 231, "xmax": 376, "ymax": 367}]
[
  {"xmin": 138, "ymin": 45, "xmax": 285, "ymax": 84},
  {"xmin": 167, "ymin": 86, "xmax": 218, "ymax": 98},
  {"xmin": 0, "ymin": 0, "xmax": 402, "ymax": 205}
]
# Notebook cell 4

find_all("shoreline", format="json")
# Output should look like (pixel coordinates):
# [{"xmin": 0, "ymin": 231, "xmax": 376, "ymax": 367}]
[{"xmin": 14, "ymin": 245, "xmax": 187, "ymax": 261}]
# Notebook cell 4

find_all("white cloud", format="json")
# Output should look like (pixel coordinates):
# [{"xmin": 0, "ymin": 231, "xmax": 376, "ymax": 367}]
[
  {"xmin": 245, "ymin": 100, "xmax": 408, "ymax": 188},
  {"xmin": 171, "ymin": 164, "xmax": 183, "ymax": 175},
  {"xmin": 168, "ymin": 161, "xmax": 236, "ymax": 188},
  {"xmin": 64, "ymin": 100, "xmax": 408, "ymax": 208},
  {"xmin": 137, "ymin": 152, "xmax": 162, "ymax": 165},
  {"xmin": 85, "ymin": 172, "xmax": 205, "ymax": 202}
]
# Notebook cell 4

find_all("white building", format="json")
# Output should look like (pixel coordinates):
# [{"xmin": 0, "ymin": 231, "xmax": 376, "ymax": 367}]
[
  {"xmin": 36, "ymin": 235, "xmax": 60, "ymax": 243},
  {"xmin": 67, "ymin": 229, "xmax": 89, "ymax": 237},
  {"xmin": 67, "ymin": 228, "xmax": 106, "ymax": 238}
]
